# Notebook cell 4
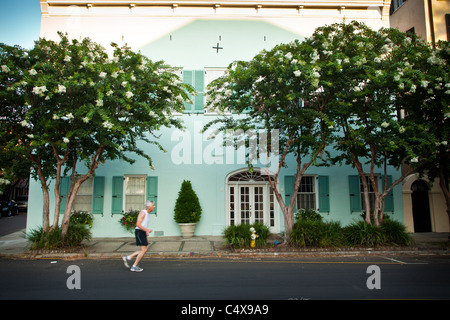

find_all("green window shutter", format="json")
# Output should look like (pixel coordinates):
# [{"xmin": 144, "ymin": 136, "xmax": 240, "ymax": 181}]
[
  {"xmin": 146, "ymin": 176, "xmax": 158, "ymax": 215},
  {"xmin": 382, "ymin": 175, "xmax": 394, "ymax": 212},
  {"xmin": 183, "ymin": 70, "xmax": 204, "ymax": 113},
  {"xmin": 92, "ymin": 176, "xmax": 105, "ymax": 215},
  {"xmin": 183, "ymin": 70, "xmax": 194, "ymax": 112},
  {"xmin": 318, "ymin": 176, "xmax": 330, "ymax": 213},
  {"xmin": 111, "ymin": 176, "xmax": 123, "ymax": 214},
  {"xmin": 284, "ymin": 176, "xmax": 296, "ymax": 211},
  {"xmin": 349, "ymin": 175, "xmax": 361, "ymax": 213},
  {"xmin": 194, "ymin": 70, "xmax": 204, "ymax": 112},
  {"xmin": 59, "ymin": 176, "xmax": 70, "ymax": 215}
]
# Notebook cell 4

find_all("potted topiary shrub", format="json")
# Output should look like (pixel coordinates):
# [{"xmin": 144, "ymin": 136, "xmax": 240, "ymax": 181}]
[{"xmin": 174, "ymin": 180, "xmax": 202, "ymax": 238}]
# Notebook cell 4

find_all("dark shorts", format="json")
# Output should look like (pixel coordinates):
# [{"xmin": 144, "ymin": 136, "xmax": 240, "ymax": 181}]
[{"xmin": 135, "ymin": 229, "xmax": 148, "ymax": 246}]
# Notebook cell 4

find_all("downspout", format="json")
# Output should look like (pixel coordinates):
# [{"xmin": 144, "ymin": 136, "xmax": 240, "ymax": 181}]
[{"xmin": 427, "ymin": 0, "xmax": 436, "ymax": 48}]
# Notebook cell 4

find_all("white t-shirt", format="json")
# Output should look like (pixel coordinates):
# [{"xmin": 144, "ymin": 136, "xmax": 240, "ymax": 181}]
[{"xmin": 136, "ymin": 209, "xmax": 149, "ymax": 231}]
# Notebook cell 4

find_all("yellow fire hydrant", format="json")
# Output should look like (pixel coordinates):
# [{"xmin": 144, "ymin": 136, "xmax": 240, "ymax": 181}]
[{"xmin": 250, "ymin": 227, "xmax": 258, "ymax": 248}]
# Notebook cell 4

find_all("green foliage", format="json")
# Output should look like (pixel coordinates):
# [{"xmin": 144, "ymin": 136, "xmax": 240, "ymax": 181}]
[
  {"xmin": 204, "ymin": 28, "xmax": 336, "ymax": 240},
  {"xmin": 206, "ymin": 20, "xmax": 449, "ymax": 233},
  {"xmin": 174, "ymin": 180, "xmax": 202, "ymax": 223},
  {"xmin": 223, "ymin": 223, "xmax": 270, "ymax": 249},
  {"xmin": 343, "ymin": 218, "xmax": 413, "ymax": 247},
  {"xmin": 223, "ymin": 224, "xmax": 252, "ymax": 248},
  {"xmin": 343, "ymin": 220, "xmax": 387, "ymax": 247},
  {"xmin": 119, "ymin": 210, "xmax": 140, "ymax": 233},
  {"xmin": 70, "ymin": 210, "xmax": 94, "ymax": 228},
  {"xmin": 380, "ymin": 218, "xmax": 413, "ymax": 246},
  {"xmin": 27, "ymin": 210, "xmax": 94, "ymax": 249},
  {"xmin": 3, "ymin": 22, "xmax": 449, "ymax": 241},
  {"xmin": 252, "ymin": 223, "xmax": 271, "ymax": 248},
  {"xmin": 0, "ymin": 32, "xmax": 195, "ymax": 238},
  {"xmin": 26, "ymin": 224, "xmax": 92, "ymax": 250},
  {"xmin": 290, "ymin": 219, "xmax": 344, "ymax": 248},
  {"xmin": 294, "ymin": 208, "xmax": 323, "ymax": 222},
  {"xmin": 304, "ymin": 21, "xmax": 447, "ymax": 222},
  {"xmin": 289, "ymin": 214, "xmax": 412, "ymax": 248},
  {"xmin": 205, "ymin": 39, "xmax": 335, "ymax": 163}
]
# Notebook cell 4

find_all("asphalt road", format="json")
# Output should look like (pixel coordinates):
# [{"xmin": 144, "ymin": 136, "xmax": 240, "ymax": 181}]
[
  {"xmin": 0, "ymin": 211, "xmax": 27, "ymax": 236},
  {"xmin": 1, "ymin": 255, "xmax": 449, "ymax": 302}
]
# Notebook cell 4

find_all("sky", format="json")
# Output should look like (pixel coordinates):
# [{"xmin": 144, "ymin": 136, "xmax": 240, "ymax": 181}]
[{"xmin": 0, "ymin": 0, "xmax": 42, "ymax": 49}]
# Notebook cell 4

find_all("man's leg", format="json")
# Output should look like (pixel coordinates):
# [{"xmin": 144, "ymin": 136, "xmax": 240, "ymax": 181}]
[
  {"xmin": 128, "ymin": 249, "xmax": 141, "ymax": 259},
  {"xmin": 124, "ymin": 230, "xmax": 147, "ymax": 268},
  {"xmin": 129, "ymin": 246, "xmax": 148, "ymax": 272},
  {"xmin": 133, "ymin": 245, "xmax": 148, "ymax": 267}
]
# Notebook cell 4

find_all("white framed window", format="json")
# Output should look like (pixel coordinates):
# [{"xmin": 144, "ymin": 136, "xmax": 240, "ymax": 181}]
[
  {"xmin": 296, "ymin": 176, "xmax": 317, "ymax": 211},
  {"xmin": 205, "ymin": 67, "xmax": 227, "ymax": 86},
  {"xmin": 360, "ymin": 175, "xmax": 379, "ymax": 212},
  {"xmin": 168, "ymin": 68, "xmax": 183, "ymax": 115},
  {"xmin": 391, "ymin": 0, "xmax": 407, "ymax": 14},
  {"xmin": 124, "ymin": 175, "xmax": 146, "ymax": 212},
  {"xmin": 73, "ymin": 177, "xmax": 93, "ymax": 212},
  {"xmin": 205, "ymin": 67, "xmax": 227, "ymax": 114}
]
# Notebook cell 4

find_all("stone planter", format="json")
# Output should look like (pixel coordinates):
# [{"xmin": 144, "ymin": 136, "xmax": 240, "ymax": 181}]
[{"xmin": 178, "ymin": 223, "xmax": 196, "ymax": 238}]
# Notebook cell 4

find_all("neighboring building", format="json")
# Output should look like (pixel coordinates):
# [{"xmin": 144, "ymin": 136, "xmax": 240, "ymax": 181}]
[
  {"xmin": 390, "ymin": 0, "xmax": 450, "ymax": 232},
  {"xmin": 27, "ymin": 0, "xmax": 408, "ymax": 238},
  {"xmin": 390, "ymin": 0, "xmax": 450, "ymax": 45}
]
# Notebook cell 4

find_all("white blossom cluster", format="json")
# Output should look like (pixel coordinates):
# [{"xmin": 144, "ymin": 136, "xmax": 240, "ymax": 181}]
[
  {"xmin": 1, "ymin": 65, "xmax": 10, "ymax": 73},
  {"xmin": 32, "ymin": 86, "xmax": 47, "ymax": 96}
]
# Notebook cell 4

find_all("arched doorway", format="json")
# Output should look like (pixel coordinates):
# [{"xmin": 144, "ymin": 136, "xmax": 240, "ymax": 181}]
[
  {"xmin": 226, "ymin": 169, "xmax": 279, "ymax": 233},
  {"xmin": 411, "ymin": 180, "xmax": 432, "ymax": 232}
]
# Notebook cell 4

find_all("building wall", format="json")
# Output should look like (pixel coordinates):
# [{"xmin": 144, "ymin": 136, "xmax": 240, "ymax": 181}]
[
  {"xmin": 39, "ymin": 0, "xmax": 391, "ymax": 48},
  {"xmin": 28, "ymin": 1, "xmax": 404, "ymax": 237},
  {"xmin": 402, "ymin": 174, "xmax": 450, "ymax": 233},
  {"xmin": 27, "ymin": 115, "xmax": 405, "ymax": 237},
  {"xmin": 432, "ymin": 0, "xmax": 450, "ymax": 41},
  {"xmin": 390, "ymin": 0, "xmax": 450, "ymax": 42},
  {"xmin": 390, "ymin": 0, "xmax": 428, "ymax": 37},
  {"xmin": 390, "ymin": 0, "xmax": 450, "ymax": 232}
]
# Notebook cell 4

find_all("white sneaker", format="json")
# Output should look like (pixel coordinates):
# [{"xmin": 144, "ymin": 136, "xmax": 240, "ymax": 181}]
[
  {"xmin": 130, "ymin": 265, "xmax": 143, "ymax": 272},
  {"xmin": 122, "ymin": 256, "xmax": 131, "ymax": 268}
]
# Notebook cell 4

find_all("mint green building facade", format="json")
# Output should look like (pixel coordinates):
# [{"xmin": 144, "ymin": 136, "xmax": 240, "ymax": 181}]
[{"xmin": 27, "ymin": 1, "xmax": 401, "ymax": 238}]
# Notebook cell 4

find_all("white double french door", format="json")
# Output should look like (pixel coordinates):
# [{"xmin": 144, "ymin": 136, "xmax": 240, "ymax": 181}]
[
  {"xmin": 228, "ymin": 183, "xmax": 278, "ymax": 232},
  {"xmin": 237, "ymin": 185, "xmax": 265, "ymax": 225}
]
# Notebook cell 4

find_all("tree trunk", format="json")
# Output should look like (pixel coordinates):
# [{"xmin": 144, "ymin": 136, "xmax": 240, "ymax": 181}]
[
  {"xmin": 368, "ymin": 171, "xmax": 380, "ymax": 226},
  {"xmin": 51, "ymin": 161, "xmax": 64, "ymax": 231},
  {"xmin": 373, "ymin": 195, "xmax": 380, "ymax": 227},
  {"xmin": 60, "ymin": 147, "xmax": 104, "ymax": 239},
  {"xmin": 60, "ymin": 178, "xmax": 83, "ymax": 239},
  {"xmin": 352, "ymin": 155, "xmax": 371, "ymax": 224},
  {"xmin": 35, "ymin": 163, "xmax": 50, "ymax": 232},
  {"xmin": 42, "ymin": 186, "xmax": 50, "ymax": 232},
  {"xmin": 283, "ymin": 206, "xmax": 295, "ymax": 243},
  {"xmin": 379, "ymin": 195, "xmax": 385, "ymax": 224},
  {"xmin": 438, "ymin": 165, "xmax": 450, "ymax": 238}
]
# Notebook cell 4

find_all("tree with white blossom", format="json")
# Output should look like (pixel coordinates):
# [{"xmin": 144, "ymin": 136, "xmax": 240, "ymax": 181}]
[
  {"xmin": 397, "ymin": 39, "xmax": 450, "ymax": 228},
  {"xmin": 0, "ymin": 44, "xmax": 35, "ymax": 197},
  {"xmin": 206, "ymin": 40, "xmax": 335, "ymax": 242},
  {"xmin": 207, "ymin": 21, "xmax": 449, "ymax": 235},
  {"xmin": 304, "ymin": 21, "xmax": 446, "ymax": 226},
  {"xmin": 0, "ymin": 33, "xmax": 194, "ymax": 239}
]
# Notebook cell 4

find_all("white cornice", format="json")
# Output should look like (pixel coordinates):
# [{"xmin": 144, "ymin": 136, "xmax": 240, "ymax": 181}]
[
  {"xmin": 40, "ymin": 0, "xmax": 390, "ymax": 20},
  {"xmin": 41, "ymin": 0, "xmax": 389, "ymax": 8}
]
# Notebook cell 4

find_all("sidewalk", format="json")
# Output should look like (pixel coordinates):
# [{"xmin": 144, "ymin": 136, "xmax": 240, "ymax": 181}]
[
  {"xmin": 0, "ymin": 230, "xmax": 230, "ymax": 258},
  {"xmin": 0, "ymin": 229, "xmax": 448, "ymax": 259}
]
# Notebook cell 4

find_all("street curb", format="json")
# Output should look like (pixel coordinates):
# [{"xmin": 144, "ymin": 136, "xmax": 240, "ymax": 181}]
[
  {"xmin": 1, "ymin": 231, "xmax": 448, "ymax": 260},
  {"xmin": 2, "ymin": 247, "xmax": 449, "ymax": 260}
]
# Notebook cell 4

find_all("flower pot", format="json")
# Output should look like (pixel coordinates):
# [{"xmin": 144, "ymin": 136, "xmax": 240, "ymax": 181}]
[{"xmin": 178, "ymin": 223, "xmax": 196, "ymax": 238}]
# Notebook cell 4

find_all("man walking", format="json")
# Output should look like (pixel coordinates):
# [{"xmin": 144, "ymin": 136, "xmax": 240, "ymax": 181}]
[{"xmin": 122, "ymin": 200, "xmax": 155, "ymax": 272}]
